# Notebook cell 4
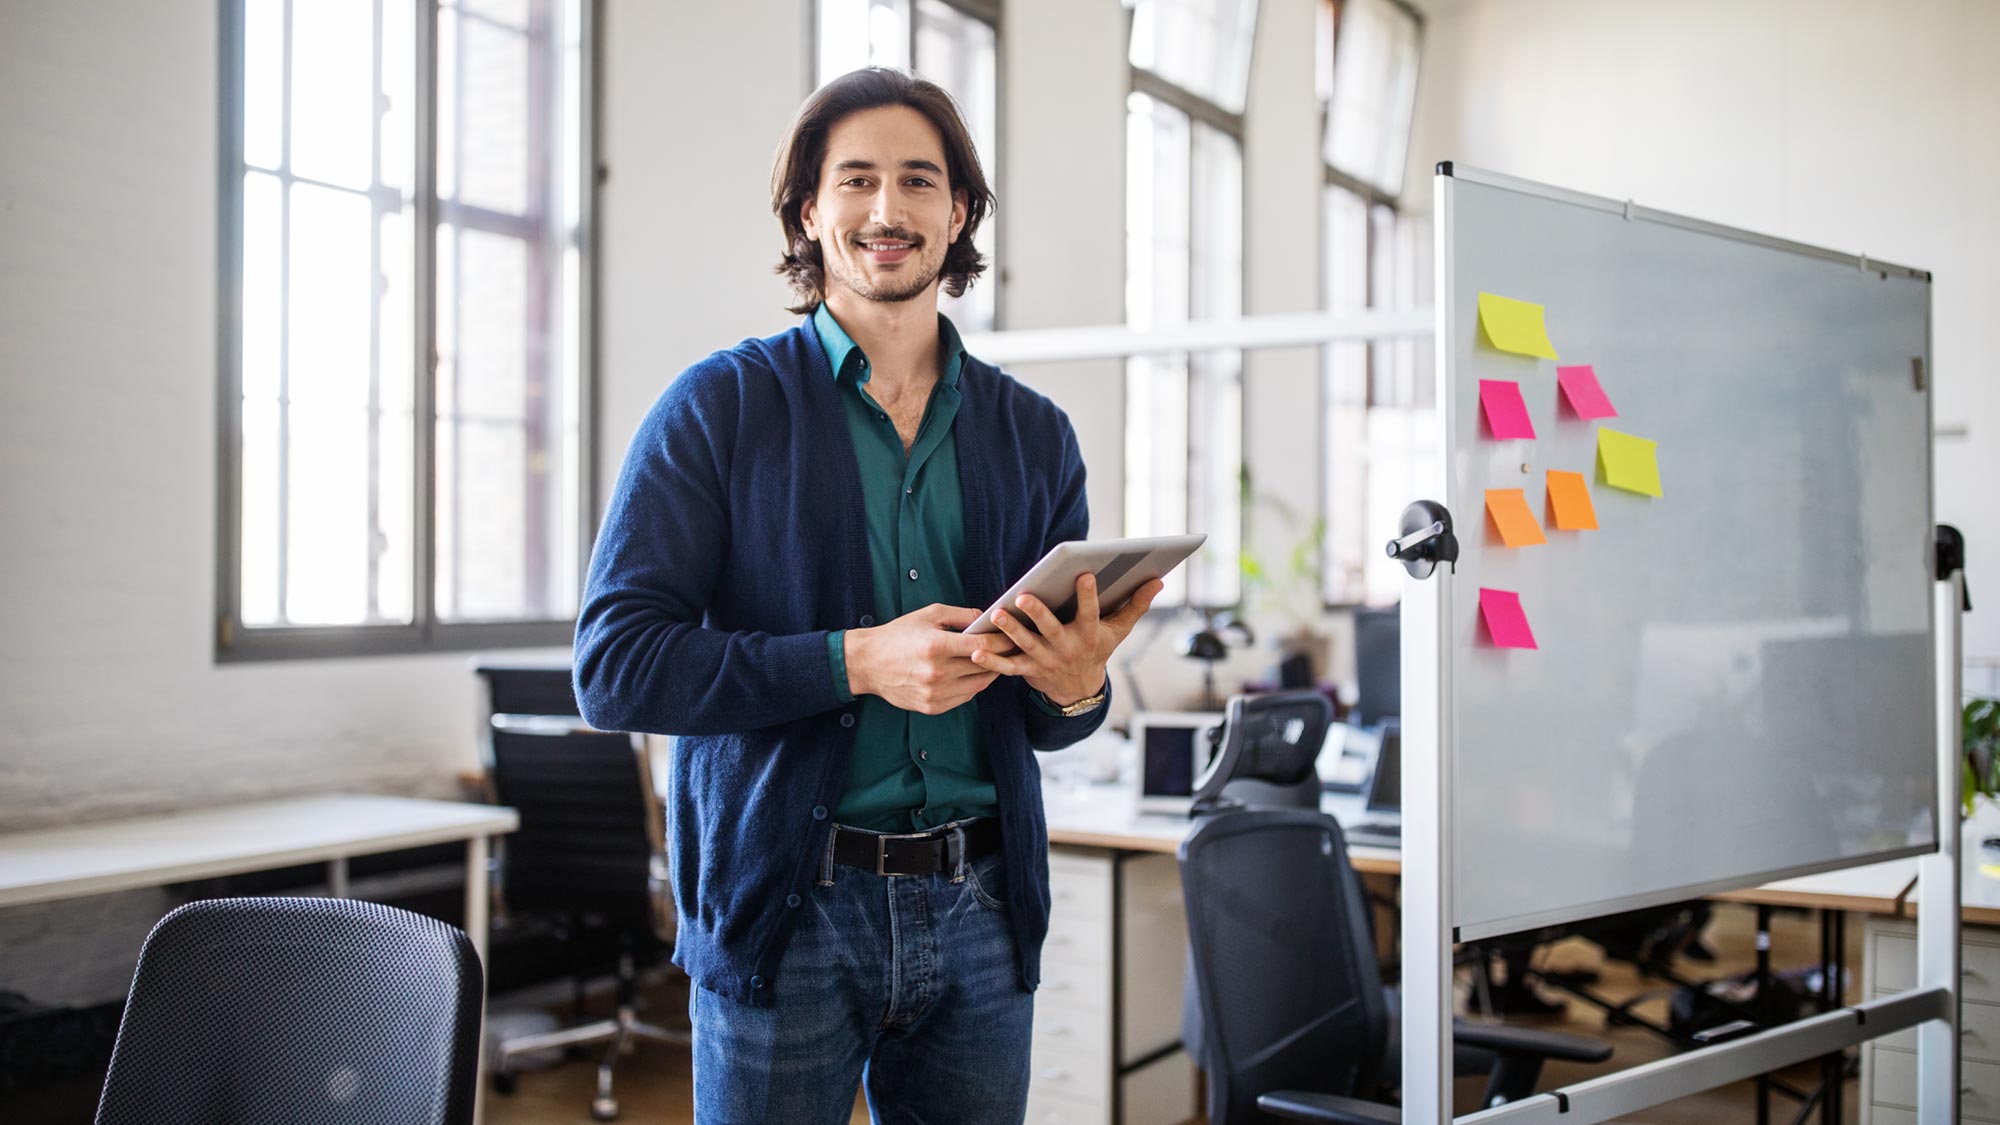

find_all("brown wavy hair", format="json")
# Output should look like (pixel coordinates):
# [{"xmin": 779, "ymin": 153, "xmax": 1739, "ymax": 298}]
[{"xmin": 771, "ymin": 67, "xmax": 994, "ymax": 315}]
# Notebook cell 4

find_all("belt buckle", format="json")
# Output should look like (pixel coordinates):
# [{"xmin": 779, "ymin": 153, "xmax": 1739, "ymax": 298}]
[{"xmin": 873, "ymin": 829, "xmax": 933, "ymax": 877}]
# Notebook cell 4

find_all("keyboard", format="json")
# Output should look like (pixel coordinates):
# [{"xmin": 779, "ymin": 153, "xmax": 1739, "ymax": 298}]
[{"xmin": 1346, "ymin": 820, "xmax": 1401, "ymax": 840}]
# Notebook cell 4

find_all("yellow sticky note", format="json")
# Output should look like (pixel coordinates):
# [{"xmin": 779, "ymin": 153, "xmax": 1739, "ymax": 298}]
[
  {"xmin": 1477, "ymin": 293, "xmax": 1561, "ymax": 360},
  {"xmin": 1545, "ymin": 470, "xmax": 1598, "ymax": 531},
  {"xmin": 1485, "ymin": 488, "xmax": 1547, "ymax": 548},
  {"xmin": 1597, "ymin": 428, "xmax": 1663, "ymax": 497}
]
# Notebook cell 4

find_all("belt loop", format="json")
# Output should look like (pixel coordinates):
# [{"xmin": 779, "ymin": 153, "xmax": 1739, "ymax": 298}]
[
  {"xmin": 817, "ymin": 824, "xmax": 838, "ymax": 886},
  {"xmin": 948, "ymin": 823, "xmax": 968, "ymax": 883}
]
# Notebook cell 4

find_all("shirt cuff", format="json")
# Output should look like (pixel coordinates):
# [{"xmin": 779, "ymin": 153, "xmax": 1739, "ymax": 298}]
[
  {"xmin": 828, "ymin": 630, "xmax": 855, "ymax": 704},
  {"xmin": 1029, "ymin": 689, "xmax": 1067, "ymax": 717}
]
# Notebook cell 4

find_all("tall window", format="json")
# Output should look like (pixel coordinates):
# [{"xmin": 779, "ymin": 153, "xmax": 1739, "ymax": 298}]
[
  {"xmin": 1124, "ymin": 0, "xmax": 1256, "ymax": 608},
  {"xmin": 220, "ymin": 0, "xmax": 593, "ymax": 658},
  {"xmin": 1318, "ymin": 0, "xmax": 1425, "ymax": 606},
  {"xmin": 816, "ymin": 0, "xmax": 1001, "ymax": 331}
]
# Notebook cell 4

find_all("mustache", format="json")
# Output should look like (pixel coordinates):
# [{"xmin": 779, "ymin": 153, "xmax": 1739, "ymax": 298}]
[{"xmin": 852, "ymin": 228, "xmax": 923, "ymax": 246}]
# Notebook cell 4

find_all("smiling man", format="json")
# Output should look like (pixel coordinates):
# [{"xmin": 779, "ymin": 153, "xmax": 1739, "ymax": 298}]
[{"xmin": 573, "ymin": 68, "xmax": 1161, "ymax": 1124}]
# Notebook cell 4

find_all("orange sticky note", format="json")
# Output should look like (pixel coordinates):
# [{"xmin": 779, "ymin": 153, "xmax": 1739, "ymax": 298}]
[
  {"xmin": 1484, "ymin": 488, "xmax": 1547, "ymax": 548},
  {"xmin": 1545, "ymin": 470, "xmax": 1598, "ymax": 531}
]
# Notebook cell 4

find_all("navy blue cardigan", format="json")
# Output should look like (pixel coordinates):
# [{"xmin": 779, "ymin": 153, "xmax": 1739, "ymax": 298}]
[{"xmin": 573, "ymin": 319, "xmax": 1109, "ymax": 1006}]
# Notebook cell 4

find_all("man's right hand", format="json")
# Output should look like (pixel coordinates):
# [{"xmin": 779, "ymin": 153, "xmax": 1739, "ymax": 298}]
[{"xmin": 844, "ymin": 604, "xmax": 1014, "ymax": 715}]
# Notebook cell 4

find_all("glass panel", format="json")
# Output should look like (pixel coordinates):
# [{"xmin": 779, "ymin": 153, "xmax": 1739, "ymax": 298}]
[
  {"xmin": 243, "ymin": 0, "xmax": 284, "ymax": 171},
  {"xmin": 1128, "ymin": 0, "xmax": 1260, "ymax": 115},
  {"xmin": 916, "ymin": 0, "xmax": 998, "ymax": 330},
  {"xmin": 435, "ymin": 0, "xmax": 583, "ymax": 623},
  {"xmin": 381, "ymin": 0, "xmax": 415, "ymax": 192},
  {"xmin": 1124, "ymin": 356, "xmax": 1191, "ymax": 605},
  {"xmin": 1189, "ymin": 123, "xmax": 1243, "ymax": 606},
  {"xmin": 1325, "ymin": 0, "xmax": 1421, "ymax": 196},
  {"xmin": 289, "ymin": 0, "xmax": 374, "ymax": 191},
  {"xmin": 452, "ymin": 8, "xmax": 532, "ymax": 215}
]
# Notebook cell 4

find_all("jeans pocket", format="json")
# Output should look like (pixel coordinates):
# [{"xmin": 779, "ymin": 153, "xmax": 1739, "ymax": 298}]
[{"xmin": 965, "ymin": 852, "xmax": 1008, "ymax": 913}]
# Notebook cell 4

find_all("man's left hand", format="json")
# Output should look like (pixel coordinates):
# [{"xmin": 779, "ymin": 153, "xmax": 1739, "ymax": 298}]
[{"xmin": 970, "ymin": 574, "xmax": 1165, "ymax": 707}]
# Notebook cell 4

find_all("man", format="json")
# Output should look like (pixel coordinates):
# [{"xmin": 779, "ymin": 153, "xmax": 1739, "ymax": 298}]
[{"xmin": 574, "ymin": 67, "xmax": 1163, "ymax": 1124}]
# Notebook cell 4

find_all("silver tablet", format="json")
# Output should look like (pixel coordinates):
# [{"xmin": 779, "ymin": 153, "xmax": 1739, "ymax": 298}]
[{"xmin": 963, "ymin": 534, "xmax": 1207, "ymax": 635}]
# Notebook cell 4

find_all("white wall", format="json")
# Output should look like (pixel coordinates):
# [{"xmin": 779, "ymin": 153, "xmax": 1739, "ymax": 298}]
[{"xmin": 1403, "ymin": 0, "xmax": 2000, "ymax": 664}]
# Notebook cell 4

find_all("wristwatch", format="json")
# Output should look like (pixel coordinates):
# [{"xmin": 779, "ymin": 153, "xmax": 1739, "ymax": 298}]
[{"xmin": 1040, "ymin": 687, "xmax": 1107, "ymax": 718}]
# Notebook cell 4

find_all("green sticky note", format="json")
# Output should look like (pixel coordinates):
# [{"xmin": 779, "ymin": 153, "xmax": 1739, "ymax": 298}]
[
  {"xmin": 1597, "ymin": 427, "xmax": 1662, "ymax": 497},
  {"xmin": 1477, "ymin": 292, "xmax": 1561, "ymax": 360}
]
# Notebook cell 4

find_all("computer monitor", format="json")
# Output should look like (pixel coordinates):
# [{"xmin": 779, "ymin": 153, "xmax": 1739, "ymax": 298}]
[
  {"xmin": 1353, "ymin": 605, "xmax": 1400, "ymax": 728},
  {"xmin": 1364, "ymin": 720, "xmax": 1401, "ymax": 815},
  {"xmin": 1133, "ymin": 711, "xmax": 1224, "ymax": 813}
]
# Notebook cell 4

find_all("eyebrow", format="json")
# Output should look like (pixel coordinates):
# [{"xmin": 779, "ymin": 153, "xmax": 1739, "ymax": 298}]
[{"xmin": 831, "ymin": 158, "xmax": 946, "ymax": 177}]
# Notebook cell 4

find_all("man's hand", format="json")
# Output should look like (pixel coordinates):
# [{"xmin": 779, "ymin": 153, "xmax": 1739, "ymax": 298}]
[
  {"xmin": 845, "ymin": 604, "xmax": 1013, "ymax": 716},
  {"xmin": 970, "ymin": 574, "xmax": 1164, "ymax": 707}
]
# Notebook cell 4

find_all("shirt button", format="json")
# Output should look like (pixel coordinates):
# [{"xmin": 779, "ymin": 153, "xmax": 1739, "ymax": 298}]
[
  {"xmin": 859, "ymin": 615, "xmax": 874, "ymax": 626},
  {"xmin": 786, "ymin": 893, "xmax": 802, "ymax": 908},
  {"xmin": 840, "ymin": 713, "xmax": 856, "ymax": 728},
  {"xmin": 812, "ymin": 805, "xmax": 828, "ymax": 820},
  {"xmin": 751, "ymin": 975, "xmax": 766, "ymax": 990},
  {"xmin": 905, "ymin": 486, "xmax": 914, "ymax": 495},
  {"xmin": 919, "ymin": 750, "xmax": 929, "ymax": 761},
  {"xmin": 908, "ymin": 568, "xmax": 919, "ymax": 581}
]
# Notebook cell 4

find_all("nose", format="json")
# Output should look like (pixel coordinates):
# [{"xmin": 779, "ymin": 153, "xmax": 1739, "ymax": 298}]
[{"xmin": 870, "ymin": 181, "xmax": 909, "ymax": 230}]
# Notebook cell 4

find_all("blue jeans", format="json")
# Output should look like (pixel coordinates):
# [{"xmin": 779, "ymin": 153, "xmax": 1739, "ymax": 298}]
[{"xmin": 689, "ymin": 833, "xmax": 1034, "ymax": 1125}]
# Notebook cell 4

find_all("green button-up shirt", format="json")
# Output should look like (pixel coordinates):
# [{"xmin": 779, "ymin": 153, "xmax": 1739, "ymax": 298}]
[{"xmin": 816, "ymin": 304, "xmax": 999, "ymax": 833}]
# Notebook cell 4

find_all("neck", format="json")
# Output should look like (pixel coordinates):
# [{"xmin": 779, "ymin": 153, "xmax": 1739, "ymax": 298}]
[{"xmin": 823, "ymin": 286, "xmax": 942, "ymax": 395}]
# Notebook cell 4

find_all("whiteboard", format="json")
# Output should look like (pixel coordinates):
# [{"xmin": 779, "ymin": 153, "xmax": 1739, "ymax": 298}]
[{"xmin": 1435, "ymin": 165, "xmax": 1938, "ymax": 940}]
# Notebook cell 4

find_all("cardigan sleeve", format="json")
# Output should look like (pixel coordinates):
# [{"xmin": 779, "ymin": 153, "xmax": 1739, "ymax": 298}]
[
  {"xmin": 1021, "ymin": 412, "xmax": 1112, "ymax": 751},
  {"xmin": 573, "ymin": 372, "xmax": 845, "ymax": 737}
]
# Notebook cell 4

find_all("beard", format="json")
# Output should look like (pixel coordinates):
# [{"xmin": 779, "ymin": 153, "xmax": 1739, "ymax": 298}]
[{"xmin": 825, "ymin": 235, "xmax": 947, "ymax": 304}]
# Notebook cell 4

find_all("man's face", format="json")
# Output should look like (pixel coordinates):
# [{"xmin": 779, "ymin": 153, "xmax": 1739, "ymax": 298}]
[{"xmin": 802, "ymin": 104, "xmax": 968, "ymax": 307}]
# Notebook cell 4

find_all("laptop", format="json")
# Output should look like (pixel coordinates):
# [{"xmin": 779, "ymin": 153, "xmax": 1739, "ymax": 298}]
[{"xmin": 1343, "ymin": 720, "xmax": 1402, "ymax": 848}]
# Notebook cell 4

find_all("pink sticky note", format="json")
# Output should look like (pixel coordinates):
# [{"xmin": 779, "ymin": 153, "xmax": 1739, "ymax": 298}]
[
  {"xmin": 1556, "ymin": 365, "xmax": 1617, "ymax": 419},
  {"xmin": 1478, "ymin": 379, "xmax": 1537, "ymax": 440},
  {"xmin": 1478, "ymin": 588, "xmax": 1538, "ymax": 650}
]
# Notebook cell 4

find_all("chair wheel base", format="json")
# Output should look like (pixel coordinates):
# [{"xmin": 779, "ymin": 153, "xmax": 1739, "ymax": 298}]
[
  {"xmin": 492, "ymin": 1072, "xmax": 517, "ymax": 1096},
  {"xmin": 591, "ymin": 1096, "xmax": 619, "ymax": 1121}
]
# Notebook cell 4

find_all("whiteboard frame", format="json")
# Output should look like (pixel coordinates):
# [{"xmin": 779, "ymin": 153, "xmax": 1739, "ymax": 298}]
[{"xmin": 1404, "ymin": 162, "xmax": 1955, "ymax": 1121}]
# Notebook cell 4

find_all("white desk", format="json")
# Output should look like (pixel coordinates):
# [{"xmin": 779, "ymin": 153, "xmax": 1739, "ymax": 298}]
[
  {"xmin": 1043, "ymin": 780, "xmax": 1406, "ymax": 876},
  {"xmin": 0, "ymin": 794, "xmax": 520, "ymax": 964}
]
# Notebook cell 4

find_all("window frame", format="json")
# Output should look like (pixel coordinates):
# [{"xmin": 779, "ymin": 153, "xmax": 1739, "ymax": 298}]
[
  {"xmin": 214, "ymin": 0, "xmax": 602, "ymax": 661},
  {"xmin": 1318, "ymin": 0, "xmax": 1425, "ymax": 611},
  {"xmin": 1123, "ymin": 5, "xmax": 1254, "ymax": 614}
]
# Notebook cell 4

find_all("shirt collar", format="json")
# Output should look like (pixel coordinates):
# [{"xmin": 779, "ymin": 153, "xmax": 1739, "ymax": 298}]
[{"xmin": 812, "ymin": 303, "xmax": 965, "ymax": 389}]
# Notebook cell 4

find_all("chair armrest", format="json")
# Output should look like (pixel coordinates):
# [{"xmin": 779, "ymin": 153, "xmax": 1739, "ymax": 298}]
[
  {"xmin": 1452, "ymin": 1017, "xmax": 1613, "ymax": 1063},
  {"xmin": 1256, "ymin": 1091, "xmax": 1403, "ymax": 1124}
]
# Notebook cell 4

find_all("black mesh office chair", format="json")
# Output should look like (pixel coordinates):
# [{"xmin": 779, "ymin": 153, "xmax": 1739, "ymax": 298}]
[
  {"xmin": 94, "ymin": 896, "xmax": 481, "ymax": 1125},
  {"xmin": 481, "ymin": 714, "xmax": 688, "ymax": 1122}
]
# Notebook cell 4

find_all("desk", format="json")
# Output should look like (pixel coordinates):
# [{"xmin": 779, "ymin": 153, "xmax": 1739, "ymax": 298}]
[
  {"xmin": 0, "ymin": 794, "xmax": 520, "ymax": 965},
  {"xmin": 1043, "ymin": 782, "xmax": 1401, "ymax": 874}
]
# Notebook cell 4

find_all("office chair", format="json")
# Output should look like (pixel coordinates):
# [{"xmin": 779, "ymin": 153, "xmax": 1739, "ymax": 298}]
[
  {"xmin": 480, "ymin": 713, "xmax": 688, "ymax": 1122},
  {"xmin": 94, "ymin": 896, "xmax": 481, "ymax": 1125},
  {"xmin": 1181, "ymin": 811, "xmax": 1613, "ymax": 1122}
]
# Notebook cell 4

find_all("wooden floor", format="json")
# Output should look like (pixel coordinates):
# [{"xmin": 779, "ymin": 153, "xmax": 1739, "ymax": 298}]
[{"xmin": 485, "ymin": 903, "xmax": 1860, "ymax": 1124}]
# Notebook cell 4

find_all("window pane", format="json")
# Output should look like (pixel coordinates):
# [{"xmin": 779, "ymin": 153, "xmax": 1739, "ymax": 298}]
[
  {"xmin": 243, "ymin": 0, "xmax": 283, "ymax": 171},
  {"xmin": 435, "ymin": 0, "xmax": 584, "ymax": 623},
  {"xmin": 916, "ymin": 0, "xmax": 998, "ymax": 330},
  {"xmin": 1128, "ymin": 0, "xmax": 1260, "ymax": 115},
  {"xmin": 1325, "ymin": 0, "xmax": 1421, "ymax": 196},
  {"xmin": 817, "ymin": 0, "xmax": 910, "ymax": 85},
  {"xmin": 289, "ymin": 0, "xmax": 373, "ymax": 191}
]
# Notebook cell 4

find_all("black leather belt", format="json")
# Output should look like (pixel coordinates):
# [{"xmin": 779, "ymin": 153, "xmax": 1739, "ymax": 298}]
[{"xmin": 832, "ymin": 818, "xmax": 1003, "ymax": 877}]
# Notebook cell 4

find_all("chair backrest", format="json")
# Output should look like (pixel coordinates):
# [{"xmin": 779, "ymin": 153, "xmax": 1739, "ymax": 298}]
[
  {"xmin": 1179, "ymin": 808, "xmax": 1391, "ymax": 1125},
  {"xmin": 484, "ymin": 716, "xmax": 662, "ymax": 928},
  {"xmin": 95, "ymin": 896, "xmax": 480, "ymax": 1125}
]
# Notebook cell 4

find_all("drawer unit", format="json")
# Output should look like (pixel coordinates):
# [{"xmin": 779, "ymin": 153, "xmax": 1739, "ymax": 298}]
[{"xmin": 1860, "ymin": 916, "xmax": 2000, "ymax": 1121}]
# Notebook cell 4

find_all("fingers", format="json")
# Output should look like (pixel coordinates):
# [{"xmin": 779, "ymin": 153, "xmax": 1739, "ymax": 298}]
[
  {"xmin": 990, "ymin": 606, "xmax": 1047, "ymax": 655},
  {"xmin": 969, "ymin": 647, "xmax": 1034, "ymax": 677},
  {"xmin": 1013, "ymin": 594, "xmax": 1064, "ymax": 638},
  {"xmin": 923, "ymin": 604, "xmax": 986, "ymax": 631},
  {"xmin": 1074, "ymin": 573, "xmax": 1101, "ymax": 631}
]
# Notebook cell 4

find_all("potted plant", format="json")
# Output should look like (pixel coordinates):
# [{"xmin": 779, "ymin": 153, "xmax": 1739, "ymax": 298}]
[{"xmin": 1966, "ymin": 697, "xmax": 2000, "ymax": 817}]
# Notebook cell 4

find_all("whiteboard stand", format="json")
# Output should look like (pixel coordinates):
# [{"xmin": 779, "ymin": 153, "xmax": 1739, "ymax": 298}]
[{"xmin": 1400, "ymin": 163, "xmax": 1964, "ymax": 1122}]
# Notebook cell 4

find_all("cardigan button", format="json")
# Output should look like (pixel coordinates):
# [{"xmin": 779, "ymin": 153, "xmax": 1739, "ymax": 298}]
[
  {"xmin": 786, "ymin": 893, "xmax": 802, "ymax": 908},
  {"xmin": 812, "ymin": 805, "xmax": 828, "ymax": 820},
  {"xmin": 840, "ymin": 713, "xmax": 856, "ymax": 728},
  {"xmin": 750, "ymin": 975, "xmax": 766, "ymax": 990},
  {"xmin": 859, "ymin": 615, "xmax": 874, "ymax": 627}
]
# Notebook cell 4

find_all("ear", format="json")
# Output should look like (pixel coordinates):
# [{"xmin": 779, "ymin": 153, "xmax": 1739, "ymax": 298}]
[
  {"xmin": 950, "ymin": 188, "xmax": 968, "ymax": 244},
  {"xmin": 800, "ymin": 195, "xmax": 821, "ymax": 242}
]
